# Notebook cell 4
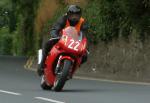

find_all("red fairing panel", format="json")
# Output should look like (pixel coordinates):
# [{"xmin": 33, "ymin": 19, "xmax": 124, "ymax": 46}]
[{"xmin": 44, "ymin": 47, "xmax": 61, "ymax": 85}]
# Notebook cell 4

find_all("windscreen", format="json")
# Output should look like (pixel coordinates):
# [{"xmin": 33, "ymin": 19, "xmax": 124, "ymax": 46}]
[{"xmin": 63, "ymin": 27, "xmax": 82, "ymax": 41}]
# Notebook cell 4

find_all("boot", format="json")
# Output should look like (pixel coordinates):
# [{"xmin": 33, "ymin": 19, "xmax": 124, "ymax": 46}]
[{"xmin": 37, "ymin": 57, "xmax": 46, "ymax": 76}]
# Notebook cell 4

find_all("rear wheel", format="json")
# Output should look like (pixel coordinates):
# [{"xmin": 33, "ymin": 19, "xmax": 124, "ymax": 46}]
[
  {"xmin": 53, "ymin": 59, "xmax": 72, "ymax": 92},
  {"xmin": 41, "ymin": 75, "xmax": 52, "ymax": 90}
]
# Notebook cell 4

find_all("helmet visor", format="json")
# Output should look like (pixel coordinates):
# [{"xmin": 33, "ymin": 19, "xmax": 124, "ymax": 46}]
[{"xmin": 68, "ymin": 13, "xmax": 81, "ymax": 21}]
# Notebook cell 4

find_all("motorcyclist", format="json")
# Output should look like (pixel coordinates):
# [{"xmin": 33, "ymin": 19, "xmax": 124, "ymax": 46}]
[{"xmin": 37, "ymin": 5, "xmax": 89, "ymax": 76}]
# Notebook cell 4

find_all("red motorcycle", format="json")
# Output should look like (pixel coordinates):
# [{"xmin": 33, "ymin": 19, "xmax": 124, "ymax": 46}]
[{"xmin": 39, "ymin": 26, "xmax": 87, "ymax": 91}]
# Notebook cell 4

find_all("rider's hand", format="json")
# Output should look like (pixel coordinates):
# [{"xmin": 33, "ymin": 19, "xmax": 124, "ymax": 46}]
[{"xmin": 51, "ymin": 33, "xmax": 61, "ymax": 39}]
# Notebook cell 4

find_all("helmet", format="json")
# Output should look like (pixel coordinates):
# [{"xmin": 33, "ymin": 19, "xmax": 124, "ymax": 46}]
[{"xmin": 67, "ymin": 5, "xmax": 82, "ymax": 26}]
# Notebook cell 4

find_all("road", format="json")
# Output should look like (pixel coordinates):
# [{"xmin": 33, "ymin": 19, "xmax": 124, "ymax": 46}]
[{"xmin": 0, "ymin": 56, "xmax": 150, "ymax": 103}]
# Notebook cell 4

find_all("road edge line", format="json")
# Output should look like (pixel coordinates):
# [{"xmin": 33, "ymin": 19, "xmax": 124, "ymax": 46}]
[
  {"xmin": 74, "ymin": 76, "xmax": 150, "ymax": 86},
  {"xmin": 24, "ymin": 67, "xmax": 150, "ymax": 86}
]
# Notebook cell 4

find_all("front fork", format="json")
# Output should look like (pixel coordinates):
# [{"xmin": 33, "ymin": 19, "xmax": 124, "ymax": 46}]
[
  {"xmin": 55, "ymin": 55, "xmax": 62, "ymax": 74},
  {"xmin": 55, "ymin": 55, "xmax": 74, "ymax": 79}
]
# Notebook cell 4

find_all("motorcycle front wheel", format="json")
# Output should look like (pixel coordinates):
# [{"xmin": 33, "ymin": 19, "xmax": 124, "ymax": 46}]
[{"xmin": 53, "ymin": 59, "xmax": 72, "ymax": 92}]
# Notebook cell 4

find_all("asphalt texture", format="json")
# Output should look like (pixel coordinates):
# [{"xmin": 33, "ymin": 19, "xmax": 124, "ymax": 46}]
[{"xmin": 0, "ymin": 55, "xmax": 150, "ymax": 103}]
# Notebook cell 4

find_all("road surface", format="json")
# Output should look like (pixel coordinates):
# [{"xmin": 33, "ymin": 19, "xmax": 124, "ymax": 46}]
[{"xmin": 0, "ymin": 56, "xmax": 150, "ymax": 103}]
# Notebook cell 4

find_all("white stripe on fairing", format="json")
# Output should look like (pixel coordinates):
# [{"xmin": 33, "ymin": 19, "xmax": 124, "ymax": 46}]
[{"xmin": 35, "ymin": 97, "xmax": 65, "ymax": 103}]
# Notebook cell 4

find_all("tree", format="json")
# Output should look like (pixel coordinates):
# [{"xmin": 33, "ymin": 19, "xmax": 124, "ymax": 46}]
[{"xmin": 12, "ymin": 0, "xmax": 40, "ymax": 55}]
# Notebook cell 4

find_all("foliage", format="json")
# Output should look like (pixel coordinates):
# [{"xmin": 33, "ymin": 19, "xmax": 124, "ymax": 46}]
[
  {"xmin": 0, "ymin": 0, "xmax": 149, "ymax": 55},
  {"xmin": 84, "ymin": 0, "xmax": 150, "ymax": 43},
  {"xmin": 0, "ymin": 0, "xmax": 40, "ymax": 56},
  {"xmin": 0, "ymin": 28, "xmax": 13, "ymax": 55}
]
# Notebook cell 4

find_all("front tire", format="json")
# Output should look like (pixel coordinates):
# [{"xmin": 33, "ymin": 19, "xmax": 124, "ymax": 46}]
[{"xmin": 53, "ymin": 59, "xmax": 72, "ymax": 92}]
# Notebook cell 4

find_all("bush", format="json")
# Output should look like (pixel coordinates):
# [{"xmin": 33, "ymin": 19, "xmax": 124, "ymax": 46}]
[
  {"xmin": 0, "ymin": 28, "xmax": 13, "ymax": 55},
  {"xmin": 0, "ymin": 27, "xmax": 22, "ymax": 56},
  {"xmin": 83, "ymin": 0, "xmax": 150, "ymax": 43}
]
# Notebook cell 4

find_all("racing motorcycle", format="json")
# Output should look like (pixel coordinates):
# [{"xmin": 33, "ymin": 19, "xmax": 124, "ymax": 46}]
[{"xmin": 38, "ymin": 26, "xmax": 87, "ymax": 91}]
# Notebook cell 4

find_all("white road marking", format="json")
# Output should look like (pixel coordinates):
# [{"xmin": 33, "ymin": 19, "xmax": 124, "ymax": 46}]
[
  {"xmin": 35, "ymin": 97, "xmax": 65, "ymax": 103},
  {"xmin": 0, "ymin": 90, "xmax": 21, "ymax": 96},
  {"xmin": 74, "ymin": 76, "xmax": 150, "ymax": 86}
]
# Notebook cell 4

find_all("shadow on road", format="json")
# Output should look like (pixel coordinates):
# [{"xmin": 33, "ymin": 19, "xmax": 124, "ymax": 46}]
[{"xmin": 62, "ymin": 89, "xmax": 104, "ymax": 93}]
